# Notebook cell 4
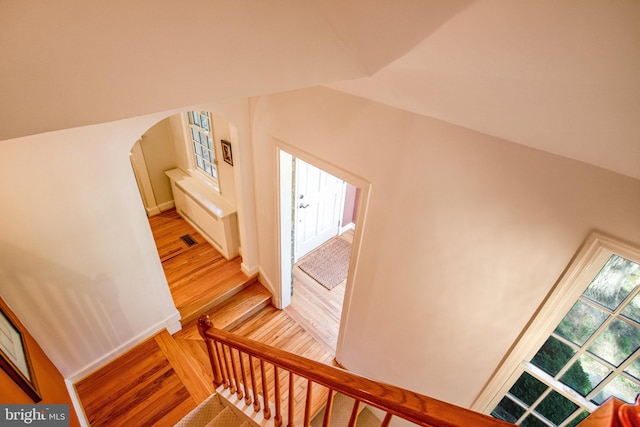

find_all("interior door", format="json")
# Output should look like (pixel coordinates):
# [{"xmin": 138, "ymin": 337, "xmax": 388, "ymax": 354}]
[{"xmin": 294, "ymin": 158, "xmax": 345, "ymax": 262}]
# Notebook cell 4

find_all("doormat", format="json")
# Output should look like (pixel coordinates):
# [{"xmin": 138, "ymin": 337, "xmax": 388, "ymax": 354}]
[
  {"xmin": 298, "ymin": 238, "xmax": 351, "ymax": 290},
  {"xmin": 180, "ymin": 234, "xmax": 197, "ymax": 247}
]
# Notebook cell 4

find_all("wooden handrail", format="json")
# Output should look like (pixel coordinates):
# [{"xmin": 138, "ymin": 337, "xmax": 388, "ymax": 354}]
[{"xmin": 198, "ymin": 315, "xmax": 513, "ymax": 427}]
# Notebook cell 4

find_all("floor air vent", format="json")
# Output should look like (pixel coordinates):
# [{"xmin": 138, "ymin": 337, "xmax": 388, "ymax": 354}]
[{"xmin": 180, "ymin": 234, "xmax": 197, "ymax": 247}]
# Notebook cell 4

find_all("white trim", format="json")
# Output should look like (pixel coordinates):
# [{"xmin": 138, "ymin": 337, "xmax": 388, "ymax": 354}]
[
  {"xmin": 339, "ymin": 222, "xmax": 356, "ymax": 235},
  {"xmin": 157, "ymin": 200, "xmax": 176, "ymax": 212},
  {"xmin": 274, "ymin": 139, "xmax": 372, "ymax": 362},
  {"xmin": 183, "ymin": 111, "xmax": 221, "ymax": 191},
  {"xmin": 65, "ymin": 310, "xmax": 181, "ymax": 384},
  {"xmin": 472, "ymin": 231, "xmax": 640, "ymax": 414},
  {"xmin": 146, "ymin": 206, "xmax": 161, "ymax": 216},
  {"xmin": 65, "ymin": 378, "xmax": 89, "ymax": 427},
  {"xmin": 241, "ymin": 262, "xmax": 259, "ymax": 278}
]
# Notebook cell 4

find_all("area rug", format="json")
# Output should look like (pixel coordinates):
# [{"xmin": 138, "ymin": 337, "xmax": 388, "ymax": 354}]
[{"xmin": 298, "ymin": 237, "xmax": 351, "ymax": 290}]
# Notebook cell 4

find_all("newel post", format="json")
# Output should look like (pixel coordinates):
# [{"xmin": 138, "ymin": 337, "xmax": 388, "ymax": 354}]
[{"xmin": 198, "ymin": 315, "xmax": 223, "ymax": 388}]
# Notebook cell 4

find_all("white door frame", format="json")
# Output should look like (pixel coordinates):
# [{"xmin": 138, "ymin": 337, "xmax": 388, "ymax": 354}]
[{"xmin": 276, "ymin": 141, "xmax": 371, "ymax": 361}]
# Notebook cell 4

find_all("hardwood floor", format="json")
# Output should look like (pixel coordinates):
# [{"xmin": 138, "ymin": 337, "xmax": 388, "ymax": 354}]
[
  {"xmin": 75, "ymin": 333, "xmax": 202, "ymax": 427},
  {"xmin": 286, "ymin": 231, "xmax": 352, "ymax": 354},
  {"xmin": 76, "ymin": 209, "xmax": 338, "ymax": 426},
  {"xmin": 148, "ymin": 209, "xmax": 253, "ymax": 325}
]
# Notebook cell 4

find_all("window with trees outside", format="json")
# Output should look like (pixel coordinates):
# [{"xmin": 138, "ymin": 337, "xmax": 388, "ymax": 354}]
[
  {"xmin": 479, "ymin": 233, "xmax": 640, "ymax": 427},
  {"xmin": 187, "ymin": 111, "xmax": 217, "ymax": 182}
]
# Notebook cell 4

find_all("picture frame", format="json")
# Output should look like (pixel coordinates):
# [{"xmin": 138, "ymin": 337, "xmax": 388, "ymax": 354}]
[
  {"xmin": 0, "ymin": 306, "xmax": 41, "ymax": 402},
  {"xmin": 221, "ymin": 140, "xmax": 233, "ymax": 166}
]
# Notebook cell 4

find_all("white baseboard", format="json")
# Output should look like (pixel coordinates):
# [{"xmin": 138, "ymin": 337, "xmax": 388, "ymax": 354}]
[
  {"xmin": 65, "ymin": 311, "xmax": 181, "ymax": 384},
  {"xmin": 158, "ymin": 200, "xmax": 176, "ymax": 212},
  {"xmin": 146, "ymin": 201, "xmax": 176, "ymax": 217},
  {"xmin": 241, "ymin": 262, "xmax": 259, "ymax": 277},
  {"xmin": 65, "ymin": 379, "xmax": 90, "ymax": 427},
  {"xmin": 146, "ymin": 206, "xmax": 161, "ymax": 216},
  {"xmin": 339, "ymin": 222, "xmax": 355, "ymax": 235}
]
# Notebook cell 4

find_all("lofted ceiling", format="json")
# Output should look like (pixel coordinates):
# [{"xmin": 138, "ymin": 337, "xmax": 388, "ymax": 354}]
[{"xmin": 1, "ymin": 0, "xmax": 638, "ymax": 179}]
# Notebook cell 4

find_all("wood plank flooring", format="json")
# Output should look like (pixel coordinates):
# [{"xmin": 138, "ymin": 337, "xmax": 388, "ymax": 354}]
[
  {"xmin": 286, "ymin": 231, "xmax": 352, "ymax": 354},
  {"xmin": 75, "ymin": 334, "xmax": 198, "ymax": 427},
  {"xmin": 148, "ymin": 209, "xmax": 253, "ymax": 325}
]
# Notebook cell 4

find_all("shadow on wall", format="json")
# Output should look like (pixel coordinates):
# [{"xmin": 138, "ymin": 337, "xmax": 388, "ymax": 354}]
[{"xmin": 0, "ymin": 240, "xmax": 132, "ymax": 373}]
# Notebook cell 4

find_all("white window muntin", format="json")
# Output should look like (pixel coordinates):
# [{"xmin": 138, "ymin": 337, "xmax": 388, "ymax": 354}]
[
  {"xmin": 186, "ymin": 111, "xmax": 218, "ymax": 186},
  {"xmin": 474, "ymin": 232, "xmax": 640, "ymax": 426}
]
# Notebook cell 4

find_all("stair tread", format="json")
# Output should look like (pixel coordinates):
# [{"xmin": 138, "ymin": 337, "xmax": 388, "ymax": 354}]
[
  {"xmin": 311, "ymin": 393, "xmax": 375, "ymax": 427},
  {"xmin": 204, "ymin": 406, "xmax": 241, "ymax": 427},
  {"xmin": 207, "ymin": 282, "xmax": 272, "ymax": 331},
  {"xmin": 180, "ymin": 274, "xmax": 259, "ymax": 325},
  {"xmin": 174, "ymin": 394, "xmax": 224, "ymax": 427}
]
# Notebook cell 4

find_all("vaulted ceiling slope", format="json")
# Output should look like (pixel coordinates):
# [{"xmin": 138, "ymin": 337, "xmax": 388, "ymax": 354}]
[
  {"xmin": 326, "ymin": 1, "xmax": 640, "ymax": 180},
  {"xmin": 1, "ymin": 1, "xmax": 639, "ymax": 179}
]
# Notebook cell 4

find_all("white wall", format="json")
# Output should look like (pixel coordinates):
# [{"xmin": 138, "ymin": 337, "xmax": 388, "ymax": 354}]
[
  {"xmin": 0, "ymin": 117, "xmax": 180, "ymax": 378},
  {"xmin": 250, "ymin": 87, "xmax": 640, "ymax": 408},
  {"xmin": 0, "ymin": 98, "xmax": 259, "ymax": 380}
]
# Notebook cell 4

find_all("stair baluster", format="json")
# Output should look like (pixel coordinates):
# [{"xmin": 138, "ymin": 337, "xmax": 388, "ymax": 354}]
[
  {"xmin": 274, "ymin": 365, "xmax": 283, "ymax": 427},
  {"xmin": 321, "ymin": 389, "xmax": 334, "ymax": 427},
  {"xmin": 229, "ymin": 347, "xmax": 242, "ymax": 399},
  {"xmin": 238, "ymin": 351, "xmax": 252, "ymax": 405},
  {"xmin": 381, "ymin": 413, "xmax": 393, "ymax": 427},
  {"xmin": 288, "ymin": 372, "xmax": 295, "ymax": 427},
  {"xmin": 222, "ymin": 344, "xmax": 236, "ymax": 393},
  {"xmin": 216, "ymin": 341, "xmax": 230, "ymax": 389},
  {"xmin": 198, "ymin": 316, "xmax": 223, "ymax": 388},
  {"xmin": 261, "ymin": 360, "xmax": 272, "ymax": 419},
  {"xmin": 348, "ymin": 399, "xmax": 361, "ymax": 427},
  {"xmin": 249, "ymin": 355, "xmax": 261, "ymax": 412},
  {"xmin": 303, "ymin": 379, "xmax": 312, "ymax": 427}
]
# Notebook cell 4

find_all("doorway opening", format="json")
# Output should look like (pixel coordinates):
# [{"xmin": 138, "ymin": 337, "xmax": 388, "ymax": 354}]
[
  {"xmin": 129, "ymin": 112, "xmax": 248, "ymax": 325},
  {"xmin": 278, "ymin": 147, "xmax": 369, "ymax": 356}
]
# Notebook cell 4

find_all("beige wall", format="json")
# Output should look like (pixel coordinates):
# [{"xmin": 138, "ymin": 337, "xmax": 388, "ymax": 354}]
[
  {"xmin": 139, "ymin": 118, "xmax": 177, "ymax": 208},
  {"xmin": 250, "ymin": 87, "xmax": 640, "ymax": 408}
]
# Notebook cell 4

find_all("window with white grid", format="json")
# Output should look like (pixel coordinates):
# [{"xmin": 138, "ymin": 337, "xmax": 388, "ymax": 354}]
[
  {"xmin": 187, "ymin": 111, "xmax": 217, "ymax": 182},
  {"xmin": 482, "ymin": 235, "xmax": 640, "ymax": 427}
]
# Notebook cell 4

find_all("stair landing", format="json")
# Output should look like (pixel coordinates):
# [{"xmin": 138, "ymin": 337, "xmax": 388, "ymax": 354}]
[{"xmin": 149, "ymin": 209, "xmax": 270, "ymax": 327}]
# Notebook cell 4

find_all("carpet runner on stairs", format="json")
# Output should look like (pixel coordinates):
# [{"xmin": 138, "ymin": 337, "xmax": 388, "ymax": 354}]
[
  {"xmin": 310, "ymin": 392, "xmax": 380, "ymax": 427},
  {"xmin": 174, "ymin": 394, "xmax": 250, "ymax": 427},
  {"xmin": 175, "ymin": 392, "xmax": 381, "ymax": 427}
]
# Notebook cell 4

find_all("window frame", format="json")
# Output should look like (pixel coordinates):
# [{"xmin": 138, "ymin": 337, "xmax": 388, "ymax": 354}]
[
  {"xmin": 473, "ymin": 232, "xmax": 640, "ymax": 424},
  {"xmin": 183, "ymin": 111, "xmax": 220, "ymax": 191}
]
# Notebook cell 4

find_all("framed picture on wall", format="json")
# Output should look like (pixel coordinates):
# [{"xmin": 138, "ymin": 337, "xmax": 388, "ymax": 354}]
[
  {"xmin": 0, "ymin": 306, "xmax": 41, "ymax": 402},
  {"xmin": 221, "ymin": 140, "xmax": 233, "ymax": 166}
]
